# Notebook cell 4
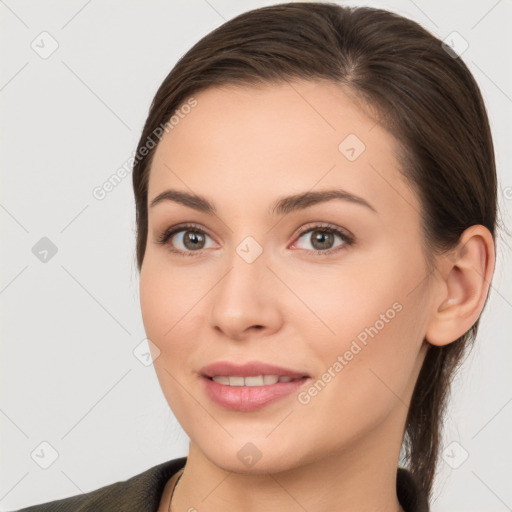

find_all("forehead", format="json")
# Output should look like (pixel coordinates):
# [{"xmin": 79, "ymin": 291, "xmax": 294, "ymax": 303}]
[{"xmin": 147, "ymin": 80, "xmax": 420, "ymax": 222}]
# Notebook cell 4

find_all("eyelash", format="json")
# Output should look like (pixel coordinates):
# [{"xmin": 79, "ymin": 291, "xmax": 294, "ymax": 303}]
[{"xmin": 156, "ymin": 222, "xmax": 355, "ymax": 257}]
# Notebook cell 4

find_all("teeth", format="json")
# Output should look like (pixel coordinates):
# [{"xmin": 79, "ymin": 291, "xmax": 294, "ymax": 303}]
[
  {"xmin": 229, "ymin": 376, "xmax": 245, "ymax": 386},
  {"xmin": 211, "ymin": 375, "xmax": 302, "ymax": 386},
  {"xmin": 212, "ymin": 376, "xmax": 230, "ymax": 385}
]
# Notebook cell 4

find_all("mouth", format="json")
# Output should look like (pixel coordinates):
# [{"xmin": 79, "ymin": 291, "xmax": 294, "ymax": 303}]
[
  {"xmin": 207, "ymin": 374, "xmax": 306, "ymax": 386},
  {"xmin": 199, "ymin": 361, "xmax": 311, "ymax": 411},
  {"xmin": 200, "ymin": 360, "xmax": 310, "ymax": 380}
]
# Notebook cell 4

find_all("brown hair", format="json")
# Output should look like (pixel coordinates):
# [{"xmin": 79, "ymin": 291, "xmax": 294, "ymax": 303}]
[{"xmin": 132, "ymin": 2, "xmax": 502, "ymax": 501}]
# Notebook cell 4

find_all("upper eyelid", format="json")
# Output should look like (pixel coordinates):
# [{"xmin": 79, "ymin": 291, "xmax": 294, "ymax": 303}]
[{"xmin": 161, "ymin": 221, "xmax": 349, "ymax": 236}]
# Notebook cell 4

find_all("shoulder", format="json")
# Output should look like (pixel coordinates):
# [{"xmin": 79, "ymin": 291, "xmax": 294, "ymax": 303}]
[{"xmin": 9, "ymin": 456, "xmax": 187, "ymax": 512}]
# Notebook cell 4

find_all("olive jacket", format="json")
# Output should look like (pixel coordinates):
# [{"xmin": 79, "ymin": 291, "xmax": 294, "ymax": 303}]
[{"xmin": 10, "ymin": 456, "xmax": 429, "ymax": 511}]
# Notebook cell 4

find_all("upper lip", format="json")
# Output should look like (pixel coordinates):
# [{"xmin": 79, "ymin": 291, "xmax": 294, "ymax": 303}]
[{"xmin": 200, "ymin": 361, "xmax": 310, "ymax": 379}]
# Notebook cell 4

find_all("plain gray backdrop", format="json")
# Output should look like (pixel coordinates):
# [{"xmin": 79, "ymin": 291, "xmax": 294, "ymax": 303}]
[{"xmin": 1, "ymin": 1, "xmax": 511, "ymax": 511}]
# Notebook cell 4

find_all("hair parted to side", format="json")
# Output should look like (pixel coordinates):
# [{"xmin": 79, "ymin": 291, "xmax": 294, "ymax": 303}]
[{"xmin": 132, "ymin": 1, "xmax": 501, "ymax": 501}]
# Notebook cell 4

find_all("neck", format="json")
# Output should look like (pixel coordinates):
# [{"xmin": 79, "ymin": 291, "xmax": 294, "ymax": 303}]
[{"xmin": 170, "ymin": 418, "xmax": 405, "ymax": 512}]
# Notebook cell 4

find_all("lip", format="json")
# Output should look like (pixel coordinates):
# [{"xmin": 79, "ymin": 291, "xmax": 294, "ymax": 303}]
[
  {"xmin": 202, "ymin": 376, "xmax": 310, "ymax": 412},
  {"xmin": 199, "ymin": 360, "xmax": 311, "ymax": 412},
  {"xmin": 200, "ymin": 361, "xmax": 310, "ymax": 379}
]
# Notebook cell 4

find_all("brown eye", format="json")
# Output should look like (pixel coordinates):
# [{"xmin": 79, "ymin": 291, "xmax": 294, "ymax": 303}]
[
  {"xmin": 309, "ymin": 230, "xmax": 336, "ymax": 250},
  {"xmin": 176, "ymin": 230, "xmax": 207, "ymax": 251},
  {"xmin": 157, "ymin": 223, "xmax": 216, "ymax": 256},
  {"xmin": 292, "ymin": 224, "xmax": 354, "ymax": 255}
]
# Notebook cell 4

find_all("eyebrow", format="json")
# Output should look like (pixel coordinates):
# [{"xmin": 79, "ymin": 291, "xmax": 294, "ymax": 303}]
[{"xmin": 149, "ymin": 188, "xmax": 377, "ymax": 215}]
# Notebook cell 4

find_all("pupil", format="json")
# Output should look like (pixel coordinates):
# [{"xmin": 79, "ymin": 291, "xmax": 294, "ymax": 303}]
[
  {"xmin": 313, "ymin": 231, "xmax": 333, "ymax": 250},
  {"xmin": 184, "ymin": 231, "xmax": 204, "ymax": 250}
]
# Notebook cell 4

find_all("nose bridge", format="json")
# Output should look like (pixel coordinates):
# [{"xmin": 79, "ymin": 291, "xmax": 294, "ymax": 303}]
[
  {"xmin": 209, "ymin": 233, "xmax": 280, "ymax": 336},
  {"xmin": 218, "ymin": 233, "xmax": 268, "ymax": 301}
]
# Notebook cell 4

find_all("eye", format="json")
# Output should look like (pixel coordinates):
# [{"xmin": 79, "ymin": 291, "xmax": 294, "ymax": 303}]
[
  {"xmin": 156, "ymin": 223, "xmax": 217, "ymax": 256},
  {"xmin": 291, "ymin": 223, "xmax": 354, "ymax": 255},
  {"xmin": 156, "ymin": 222, "xmax": 354, "ymax": 257}
]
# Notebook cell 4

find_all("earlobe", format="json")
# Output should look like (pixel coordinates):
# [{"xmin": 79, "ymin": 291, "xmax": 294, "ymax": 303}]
[{"xmin": 425, "ymin": 225, "xmax": 495, "ymax": 347}]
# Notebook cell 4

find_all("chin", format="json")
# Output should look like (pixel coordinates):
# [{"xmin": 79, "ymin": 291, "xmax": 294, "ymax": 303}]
[{"xmin": 195, "ymin": 436, "xmax": 312, "ymax": 476}]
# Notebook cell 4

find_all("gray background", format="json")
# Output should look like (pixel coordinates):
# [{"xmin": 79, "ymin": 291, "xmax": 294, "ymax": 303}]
[{"xmin": 1, "ymin": 1, "xmax": 511, "ymax": 510}]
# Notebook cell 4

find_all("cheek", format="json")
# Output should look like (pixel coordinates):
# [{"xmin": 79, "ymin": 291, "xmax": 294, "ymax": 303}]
[
  {"xmin": 279, "ymin": 263, "xmax": 401, "ymax": 353},
  {"xmin": 139, "ymin": 254, "xmax": 207, "ymax": 408},
  {"xmin": 140, "ymin": 251, "xmax": 204, "ymax": 339},
  {"xmin": 289, "ymin": 246, "xmax": 427, "ymax": 384},
  {"xmin": 293, "ymin": 302, "xmax": 423, "ymax": 453},
  {"xmin": 295, "ymin": 239, "xmax": 426, "ymax": 343}
]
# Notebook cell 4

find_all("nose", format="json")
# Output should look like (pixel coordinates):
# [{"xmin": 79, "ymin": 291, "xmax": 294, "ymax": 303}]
[{"xmin": 209, "ymin": 246, "xmax": 283, "ymax": 341}]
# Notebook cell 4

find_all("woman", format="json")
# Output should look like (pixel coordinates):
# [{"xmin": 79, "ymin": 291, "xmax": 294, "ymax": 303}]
[{"xmin": 12, "ymin": 2, "xmax": 499, "ymax": 511}]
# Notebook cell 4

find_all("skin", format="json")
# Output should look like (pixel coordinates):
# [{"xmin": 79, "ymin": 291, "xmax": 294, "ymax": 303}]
[{"xmin": 139, "ymin": 79, "xmax": 495, "ymax": 512}]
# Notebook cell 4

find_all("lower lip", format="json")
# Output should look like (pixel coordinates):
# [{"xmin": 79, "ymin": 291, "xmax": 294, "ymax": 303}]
[{"xmin": 202, "ymin": 376, "xmax": 310, "ymax": 412}]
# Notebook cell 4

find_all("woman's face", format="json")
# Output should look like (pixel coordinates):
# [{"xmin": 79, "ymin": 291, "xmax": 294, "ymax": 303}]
[{"xmin": 140, "ymin": 80, "xmax": 433, "ymax": 474}]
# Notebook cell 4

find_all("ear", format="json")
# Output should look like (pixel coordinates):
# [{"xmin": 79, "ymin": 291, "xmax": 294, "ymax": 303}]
[{"xmin": 425, "ymin": 225, "xmax": 496, "ymax": 347}]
